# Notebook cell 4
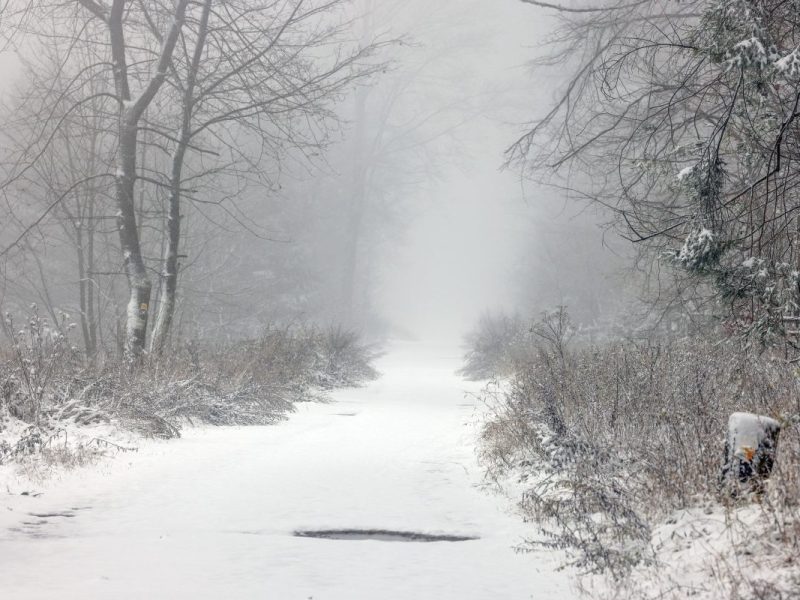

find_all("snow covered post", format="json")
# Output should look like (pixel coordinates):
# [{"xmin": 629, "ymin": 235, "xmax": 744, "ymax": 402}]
[{"xmin": 721, "ymin": 412, "xmax": 781, "ymax": 495}]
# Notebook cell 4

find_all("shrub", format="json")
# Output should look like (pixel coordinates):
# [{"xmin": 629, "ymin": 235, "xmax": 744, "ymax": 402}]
[
  {"xmin": 0, "ymin": 317, "xmax": 379, "ymax": 463},
  {"xmin": 459, "ymin": 311, "xmax": 531, "ymax": 380},
  {"xmin": 474, "ymin": 312, "xmax": 800, "ymax": 581}
]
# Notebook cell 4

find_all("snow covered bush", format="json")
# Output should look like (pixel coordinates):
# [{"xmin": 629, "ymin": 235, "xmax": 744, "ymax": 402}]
[
  {"xmin": 98, "ymin": 324, "xmax": 377, "ymax": 434},
  {"xmin": 0, "ymin": 317, "xmax": 379, "ymax": 464},
  {"xmin": 205, "ymin": 324, "xmax": 379, "ymax": 413},
  {"xmin": 1, "ymin": 308, "xmax": 80, "ymax": 427},
  {"xmin": 459, "ymin": 311, "xmax": 534, "ymax": 380},
  {"xmin": 474, "ymin": 312, "xmax": 800, "ymax": 594},
  {"xmin": 313, "ymin": 326, "xmax": 381, "ymax": 389}
]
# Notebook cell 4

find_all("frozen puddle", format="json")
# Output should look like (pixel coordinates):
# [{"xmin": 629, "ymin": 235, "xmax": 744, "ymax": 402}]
[{"xmin": 294, "ymin": 528, "xmax": 479, "ymax": 542}]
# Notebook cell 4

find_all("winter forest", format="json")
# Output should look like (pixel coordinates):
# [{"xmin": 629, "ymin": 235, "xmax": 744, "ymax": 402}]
[{"xmin": 0, "ymin": 0, "xmax": 798, "ymax": 598}]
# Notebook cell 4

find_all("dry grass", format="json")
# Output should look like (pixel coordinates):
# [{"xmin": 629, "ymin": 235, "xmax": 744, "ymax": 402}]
[
  {"xmin": 472, "ymin": 312, "xmax": 800, "ymax": 593},
  {"xmin": 0, "ymin": 317, "xmax": 380, "ymax": 465}
]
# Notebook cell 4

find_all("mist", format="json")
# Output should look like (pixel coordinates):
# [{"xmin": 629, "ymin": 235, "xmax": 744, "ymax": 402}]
[
  {"xmin": 0, "ymin": 0, "xmax": 627, "ymax": 348},
  {"xmin": 6, "ymin": 2, "xmax": 786, "ymax": 599},
  {"xmin": 337, "ymin": 0, "xmax": 631, "ymax": 342}
]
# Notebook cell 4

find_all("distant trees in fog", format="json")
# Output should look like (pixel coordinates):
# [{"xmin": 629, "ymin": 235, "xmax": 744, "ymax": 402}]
[{"xmin": 0, "ymin": 0, "xmax": 481, "ymax": 355}]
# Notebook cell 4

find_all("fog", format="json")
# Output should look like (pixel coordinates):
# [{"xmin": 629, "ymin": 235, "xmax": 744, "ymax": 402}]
[
  {"xmin": 5, "ymin": 4, "xmax": 796, "ymax": 598},
  {"xmin": 373, "ymin": 4, "xmax": 533, "ymax": 339},
  {"xmin": 375, "ymin": 0, "xmax": 625, "ymax": 340},
  {"xmin": 0, "ymin": 0, "xmax": 628, "ymax": 349},
  {"xmin": 380, "ymin": 159, "xmax": 524, "ymax": 340}
]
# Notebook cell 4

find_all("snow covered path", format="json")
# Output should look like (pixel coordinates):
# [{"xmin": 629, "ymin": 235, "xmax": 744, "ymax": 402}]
[{"xmin": 0, "ymin": 343, "xmax": 577, "ymax": 599}]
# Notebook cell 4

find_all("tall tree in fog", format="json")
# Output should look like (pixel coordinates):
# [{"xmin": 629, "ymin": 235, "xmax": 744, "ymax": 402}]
[
  {"xmin": 339, "ymin": 3, "xmax": 373, "ymax": 326},
  {"xmin": 148, "ymin": 0, "xmax": 377, "ymax": 353},
  {"xmin": 0, "ymin": 0, "xmax": 379, "ymax": 354},
  {"xmin": 73, "ymin": 0, "xmax": 190, "ymax": 357},
  {"xmin": 1, "ymin": 36, "xmax": 115, "ymax": 355}
]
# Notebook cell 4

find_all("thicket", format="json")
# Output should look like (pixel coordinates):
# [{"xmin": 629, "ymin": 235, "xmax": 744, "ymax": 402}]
[
  {"xmin": 0, "ymin": 310, "xmax": 378, "ymax": 465},
  {"xmin": 495, "ymin": 0, "xmax": 800, "ymax": 592},
  {"xmin": 459, "ymin": 312, "xmax": 531, "ymax": 380},
  {"xmin": 470, "ymin": 311, "xmax": 800, "ymax": 583}
]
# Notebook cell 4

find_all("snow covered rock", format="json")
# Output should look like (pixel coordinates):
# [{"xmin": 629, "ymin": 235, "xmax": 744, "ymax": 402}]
[{"xmin": 721, "ymin": 412, "xmax": 781, "ymax": 494}]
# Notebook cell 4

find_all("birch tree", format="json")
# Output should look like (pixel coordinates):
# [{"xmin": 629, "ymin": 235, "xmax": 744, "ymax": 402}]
[{"xmin": 68, "ymin": 0, "xmax": 190, "ymax": 357}]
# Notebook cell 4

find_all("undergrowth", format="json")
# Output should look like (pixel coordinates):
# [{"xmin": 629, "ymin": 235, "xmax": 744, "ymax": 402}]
[
  {"xmin": 0, "ymin": 312, "xmax": 379, "ymax": 466},
  {"xmin": 470, "ymin": 309, "xmax": 800, "ymax": 596}
]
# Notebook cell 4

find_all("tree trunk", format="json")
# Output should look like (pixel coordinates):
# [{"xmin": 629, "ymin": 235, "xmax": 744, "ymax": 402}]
[
  {"xmin": 338, "ymin": 1, "xmax": 374, "ymax": 326},
  {"xmin": 149, "ymin": 162, "xmax": 181, "ymax": 353},
  {"xmin": 90, "ymin": 0, "xmax": 189, "ymax": 357},
  {"xmin": 86, "ymin": 191, "xmax": 98, "ymax": 354},
  {"xmin": 151, "ymin": 0, "xmax": 212, "ymax": 354},
  {"xmin": 340, "ymin": 176, "xmax": 365, "ymax": 325},
  {"xmin": 76, "ymin": 220, "xmax": 92, "ymax": 354},
  {"xmin": 77, "ymin": 129, "xmax": 99, "ymax": 357},
  {"xmin": 117, "ymin": 112, "xmax": 152, "ymax": 357}
]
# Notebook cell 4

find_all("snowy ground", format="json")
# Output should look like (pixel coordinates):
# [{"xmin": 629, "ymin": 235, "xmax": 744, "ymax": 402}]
[
  {"xmin": 0, "ymin": 342, "xmax": 577, "ymax": 600},
  {"xmin": 582, "ymin": 502, "xmax": 800, "ymax": 599}
]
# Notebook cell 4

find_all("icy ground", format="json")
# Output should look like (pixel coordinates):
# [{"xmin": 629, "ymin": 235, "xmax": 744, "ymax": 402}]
[{"xmin": 0, "ymin": 342, "xmax": 577, "ymax": 599}]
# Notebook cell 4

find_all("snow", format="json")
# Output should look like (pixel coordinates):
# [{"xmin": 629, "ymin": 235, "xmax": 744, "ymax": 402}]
[
  {"xmin": 696, "ymin": 227, "xmax": 713, "ymax": 243},
  {"xmin": 727, "ymin": 412, "xmax": 780, "ymax": 454},
  {"xmin": 775, "ymin": 47, "xmax": 800, "ymax": 75},
  {"xmin": 733, "ymin": 37, "xmax": 766, "ymax": 55},
  {"xmin": 728, "ymin": 37, "xmax": 777, "ymax": 69},
  {"xmin": 677, "ymin": 165, "xmax": 694, "ymax": 181},
  {"xmin": 586, "ymin": 503, "xmax": 798, "ymax": 599},
  {"xmin": 677, "ymin": 226, "xmax": 715, "ymax": 268},
  {"xmin": 579, "ymin": 413, "xmax": 790, "ymax": 598},
  {"xmin": 0, "ymin": 342, "xmax": 577, "ymax": 599}
]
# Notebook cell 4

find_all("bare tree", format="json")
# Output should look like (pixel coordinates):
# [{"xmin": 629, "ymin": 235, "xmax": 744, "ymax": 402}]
[
  {"xmin": 510, "ymin": 0, "xmax": 800, "ymax": 344},
  {"xmin": 0, "ymin": 17, "xmax": 123, "ymax": 356},
  {"xmin": 147, "ymin": 0, "xmax": 379, "ymax": 352},
  {"xmin": 67, "ymin": 0, "xmax": 190, "ymax": 357},
  {"xmin": 0, "ymin": 0, "xmax": 387, "ymax": 355}
]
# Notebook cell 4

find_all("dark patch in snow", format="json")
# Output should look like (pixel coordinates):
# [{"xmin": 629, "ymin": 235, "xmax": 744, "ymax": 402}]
[
  {"xmin": 24, "ymin": 530, "xmax": 64, "ymax": 539},
  {"xmin": 293, "ymin": 529, "xmax": 479, "ymax": 542},
  {"xmin": 28, "ymin": 511, "xmax": 76, "ymax": 518},
  {"xmin": 333, "ymin": 413, "xmax": 358, "ymax": 417},
  {"xmin": 8, "ymin": 520, "xmax": 66, "ymax": 540}
]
